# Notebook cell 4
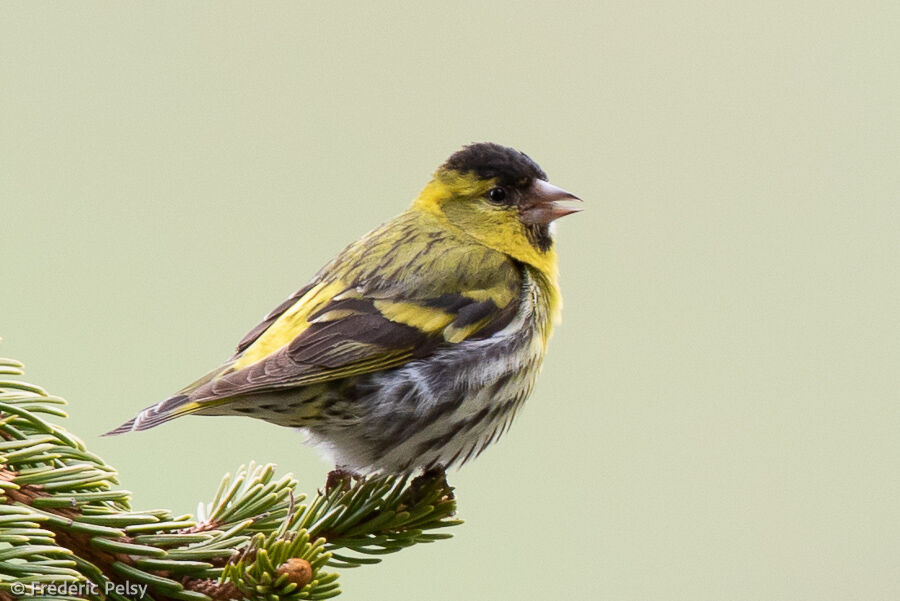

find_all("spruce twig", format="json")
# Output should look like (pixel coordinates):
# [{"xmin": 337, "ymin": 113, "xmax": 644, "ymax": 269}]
[{"xmin": 0, "ymin": 350, "xmax": 460, "ymax": 600}]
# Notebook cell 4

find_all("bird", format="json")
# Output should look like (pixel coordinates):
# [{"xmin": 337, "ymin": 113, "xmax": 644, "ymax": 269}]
[{"xmin": 106, "ymin": 142, "xmax": 581, "ymax": 474}]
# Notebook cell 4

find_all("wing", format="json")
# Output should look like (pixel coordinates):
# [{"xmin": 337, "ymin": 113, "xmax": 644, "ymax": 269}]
[
  {"xmin": 190, "ymin": 212, "xmax": 523, "ymax": 402},
  {"xmin": 105, "ymin": 212, "xmax": 524, "ymax": 435}
]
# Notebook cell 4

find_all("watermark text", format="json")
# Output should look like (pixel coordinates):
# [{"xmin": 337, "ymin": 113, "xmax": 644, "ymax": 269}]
[{"xmin": 11, "ymin": 580, "xmax": 149, "ymax": 598}]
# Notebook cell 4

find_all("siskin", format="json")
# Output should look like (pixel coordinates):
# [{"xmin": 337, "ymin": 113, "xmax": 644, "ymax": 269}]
[{"xmin": 107, "ymin": 143, "xmax": 581, "ymax": 473}]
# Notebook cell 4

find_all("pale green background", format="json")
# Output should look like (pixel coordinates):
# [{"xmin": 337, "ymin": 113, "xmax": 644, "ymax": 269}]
[{"xmin": 1, "ymin": 3, "xmax": 898, "ymax": 600}]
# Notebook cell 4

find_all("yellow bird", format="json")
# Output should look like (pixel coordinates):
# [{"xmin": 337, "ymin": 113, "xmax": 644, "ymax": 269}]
[{"xmin": 107, "ymin": 143, "xmax": 581, "ymax": 473}]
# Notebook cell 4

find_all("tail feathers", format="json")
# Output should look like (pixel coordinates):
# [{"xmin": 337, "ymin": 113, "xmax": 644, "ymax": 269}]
[
  {"xmin": 103, "ymin": 416, "xmax": 138, "ymax": 436},
  {"xmin": 103, "ymin": 394, "xmax": 195, "ymax": 436}
]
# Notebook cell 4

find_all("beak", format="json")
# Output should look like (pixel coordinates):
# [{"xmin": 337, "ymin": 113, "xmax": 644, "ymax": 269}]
[{"xmin": 519, "ymin": 179, "xmax": 583, "ymax": 226}]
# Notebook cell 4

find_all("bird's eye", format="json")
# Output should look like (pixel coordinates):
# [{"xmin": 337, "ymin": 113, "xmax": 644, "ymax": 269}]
[{"xmin": 487, "ymin": 187, "xmax": 508, "ymax": 204}]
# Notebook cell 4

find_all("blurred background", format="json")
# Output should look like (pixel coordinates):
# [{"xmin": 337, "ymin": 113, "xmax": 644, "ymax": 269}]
[{"xmin": 1, "ymin": 3, "xmax": 898, "ymax": 600}]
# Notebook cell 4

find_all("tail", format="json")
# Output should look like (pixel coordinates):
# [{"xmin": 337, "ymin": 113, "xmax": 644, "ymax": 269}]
[{"xmin": 103, "ymin": 394, "xmax": 201, "ymax": 436}]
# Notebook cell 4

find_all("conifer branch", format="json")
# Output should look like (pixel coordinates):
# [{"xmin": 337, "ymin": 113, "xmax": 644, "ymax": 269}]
[{"xmin": 0, "ymin": 351, "xmax": 460, "ymax": 600}]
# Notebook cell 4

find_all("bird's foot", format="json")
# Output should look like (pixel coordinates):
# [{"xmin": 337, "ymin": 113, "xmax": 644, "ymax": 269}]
[
  {"xmin": 403, "ymin": 464, "xmax": 454, "ymax": 507},
  {"xmin": 324, "ymin": 467, "xmax": 359, "ymax": 495}
]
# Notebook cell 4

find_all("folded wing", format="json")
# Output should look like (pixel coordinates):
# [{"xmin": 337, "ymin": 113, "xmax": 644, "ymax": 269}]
[{"xmin": 106, "ymin": 220, "xmax": 523, "ymax": 434}]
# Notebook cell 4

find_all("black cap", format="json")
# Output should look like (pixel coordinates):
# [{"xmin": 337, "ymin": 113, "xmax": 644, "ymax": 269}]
[{"xmin": 442, "ymin": 142, "xmax": 547, "ymax": 186}]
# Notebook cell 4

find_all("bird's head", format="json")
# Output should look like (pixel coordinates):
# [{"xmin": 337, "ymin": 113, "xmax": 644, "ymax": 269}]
[{"xmin": 413, "ymin": 142, "xmax": 581, "ymax": 273}]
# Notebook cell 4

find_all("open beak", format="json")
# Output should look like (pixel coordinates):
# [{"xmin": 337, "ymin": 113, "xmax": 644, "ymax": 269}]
[{"xmin": 520, "ymin": 179, "xmax": 583, "ymax": 226}]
